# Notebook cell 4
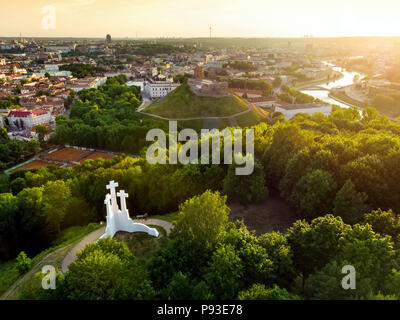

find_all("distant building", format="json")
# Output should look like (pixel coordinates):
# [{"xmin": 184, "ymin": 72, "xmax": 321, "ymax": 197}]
[
  {"xmin": 144, "ymin": 79, "xmax": 180, "ymax": 98},
  {"xmin": 188, "ymin": 78, "xmax": 229, "ymax": 97},
  {"xmin": 106, "ymin": 34, "xmax": 112, "ymax": 44},
  {"xmin": 275, "ymin": 103, "xmax": 331, "ymax": 120},
  {"xmin": 44, "ymin": 46, "xmax": 71, "ymax": 53}
]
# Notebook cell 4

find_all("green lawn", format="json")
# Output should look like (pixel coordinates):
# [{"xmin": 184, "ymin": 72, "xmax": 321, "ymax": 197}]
[
  {"xmin": 0, "ymin": 261, "xmax": 19, "ymax": 297},
  {"xmin": 115, "ymin": 225, "xmax": 170, "ymax": 263},
  {"xmin": 235, "ymin": 110, "xmax": 263, "ymax": 127},
  {"xmin": 178, "ymin": 119, "xmax": 204, "ymax": 132},
  {"xmin": 146, "ymin": 83, "xmax": 248, "ymax": 119}
]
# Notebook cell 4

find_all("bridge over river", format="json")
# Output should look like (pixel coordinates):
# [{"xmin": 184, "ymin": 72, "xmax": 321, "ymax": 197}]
[{"xmin": 299, "ymin": 85, "xmax": 330, "ymax": 91}]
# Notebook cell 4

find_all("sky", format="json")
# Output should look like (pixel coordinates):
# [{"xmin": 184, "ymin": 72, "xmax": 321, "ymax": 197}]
[{"xmin": 1, "ymin": 0, "xmax": 400, "ymax": 38}]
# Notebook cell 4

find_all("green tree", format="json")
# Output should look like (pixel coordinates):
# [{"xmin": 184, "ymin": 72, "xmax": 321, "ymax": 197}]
[
  {"xmin": 291, "ymin": 169, "xmax": 337, "ymax": 218},
  {"xmin": 173, "ymin": 190, "xmax": 230, "ymax": 247},
  {"xmin": 162, "ymin": 272, "xmax": 213, "ymax": 300},
  {"xmin": 287, "ymin": 215, "xmax": 349, "ymax": 288},
  {"xmin": 258, "ymin": 231, "xmax": 296, "ymax": 288},
  {"xmin": 223, "ymin": 159, "xmax": 268, "ymax": 204},
  {"xmin": 204, "ymin": 244, "xmax": 244, "ymax": 299},
  {"xmin": 10, "ymin": 177, "xmax": 27, "ymax": 195},
  {"xmin": 60, "ymin": 238, "xmax": 154, "ymax": 300},
  {"xmin": 34, "ymin": 124, "xmax": 51, "ymax": 142},
  {"xmin": 238, "ymin": 284, "xmax": 298, "ymax": 300},
  {"xmin": 333, "ymin": 180, "xmax": 369, "ymax": 224},
  {"xmin": 364, "ymin": 209, "xmax": 400, "ymax": 242},
  {"xmin": 0, "ymin": 193, "xmax": 19, "ymax": 260},
  {"xmin": 305, "ymin": 224, "xmax": 397, "ymax": 299},
  {"xmin": 41, "ymin": 180, "xmax": 71, "ymax": 234}
]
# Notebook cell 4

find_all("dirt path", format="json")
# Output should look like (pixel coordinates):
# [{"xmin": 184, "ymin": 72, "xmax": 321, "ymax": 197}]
[{"xmin": 61, "ymin": 219, "xmax": 173, "ymax": 272}]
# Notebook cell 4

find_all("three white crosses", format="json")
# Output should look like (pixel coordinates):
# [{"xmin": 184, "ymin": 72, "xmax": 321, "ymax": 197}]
[{"xmin": 100, "ymin": 180, "xmax": 159, "ymax": 239}]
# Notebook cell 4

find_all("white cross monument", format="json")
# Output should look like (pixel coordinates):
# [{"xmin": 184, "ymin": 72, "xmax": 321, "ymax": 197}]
[{"xmin": 100, "ymin": 180, "xmax": 159, "ymax": 239}]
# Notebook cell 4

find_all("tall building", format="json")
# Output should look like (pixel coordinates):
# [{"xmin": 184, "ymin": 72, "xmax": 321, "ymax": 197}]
[
  {"xmin": 194, "ymin": 65, "xmax": 205, "ymax": 80},
  {"xmin": 106, "ymin": 34, "xmax": 112, "ymax": 44}
]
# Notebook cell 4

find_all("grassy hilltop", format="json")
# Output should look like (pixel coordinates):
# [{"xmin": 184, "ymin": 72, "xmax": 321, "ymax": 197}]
[{"xmin": 145, "ymin": 83, "xmax": 249, "ymax": 119}]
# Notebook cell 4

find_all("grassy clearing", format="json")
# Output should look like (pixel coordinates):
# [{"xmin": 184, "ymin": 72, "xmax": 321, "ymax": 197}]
[
  {"xmin": 0, "ymin": 223, "xmax": 101, "ymax": 300},
  {"xmin": 178, "ymin": 119, "xmax": 204, "ymax": 132},
  {"xmin": 235, "ymin": 109, "xmax": 263, "ymax": 127},
  {"xmin": 115, "ymin": 225, "xmax": 170, "ymax": 263},
  {"xmin": 146, "ymin": 83, "xmax": 248, "ymax": 119},
  {"xmin": 0, "ymin": 261, "xmax": 19, "ymax": 297}
]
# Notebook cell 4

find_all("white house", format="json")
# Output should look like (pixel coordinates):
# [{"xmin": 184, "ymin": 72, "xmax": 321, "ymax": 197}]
[
  {"xmin": 275, "ymin": 103, "xmax": 332, "ymax": 120},
  {"xmin": 144, "ymin": 79, "xmax": 179, "ymax": 99},
  {"xmin": 7, "ymin": 109, "xmax": 51, "ymax": 130}
]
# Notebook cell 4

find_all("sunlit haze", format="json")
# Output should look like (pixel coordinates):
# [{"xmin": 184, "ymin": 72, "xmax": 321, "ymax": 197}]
[{"xmin": 1, "ymin": 0, "xmax": 400, "ymax": 38}]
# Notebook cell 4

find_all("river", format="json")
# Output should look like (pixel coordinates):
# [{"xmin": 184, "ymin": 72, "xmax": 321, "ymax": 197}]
[{"xmin": 300, "ymin": 63, "xmax": 364, "ymax": 108}]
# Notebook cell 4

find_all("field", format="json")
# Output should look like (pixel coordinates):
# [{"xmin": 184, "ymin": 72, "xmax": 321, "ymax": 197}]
[
  {"xmin": 45, "ymin": 147, "xmax": 90, "ymax": 162},
  {"xmin": 146, "ymin": 83, "xmax": 249, "ymax": 119},
  {"xmin": 10, "ymin": 160, "xmax": 61, "ymax": 173},
  {"xmin": 79, "ymin": 152, "xmax": 116, "ymax": 163}
]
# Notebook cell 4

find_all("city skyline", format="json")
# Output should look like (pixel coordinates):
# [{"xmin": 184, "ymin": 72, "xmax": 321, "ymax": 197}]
[{"xmin": 1, "ymin": 0, "xmax": 400, "ymax": 38}]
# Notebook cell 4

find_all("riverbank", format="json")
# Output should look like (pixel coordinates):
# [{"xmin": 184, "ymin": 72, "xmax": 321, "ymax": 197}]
[
  {"xmin": 329, "ymin": 90, "xmax": 369, "ymax": 108},
  {"xmin": 295, "ymin": 71, "xmax": 343, "ymax": 90}
]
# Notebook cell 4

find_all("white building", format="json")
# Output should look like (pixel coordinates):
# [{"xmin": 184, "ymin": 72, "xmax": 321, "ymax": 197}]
[
  {"xmin": 126, "ymin": 80, "xmax": 145, "ymax": 91},
  {"xmin": 144, "ymin": 79, "xmax": 179, "ymax": 99},
  {"xmin": 67, "ymin": 76, "xmax": 107, "ymax": 92},
  {"xmin": 7, "ymin": 109, "xmax": 52, "ymax": 130},
  {"xmin": 275, "ymin": 103, "xmax": 332, "ymax": 120}
]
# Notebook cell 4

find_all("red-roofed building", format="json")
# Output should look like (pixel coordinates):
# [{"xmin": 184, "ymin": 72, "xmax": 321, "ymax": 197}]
[{"xmin": 7, "ymin": 108, "xmax": 51, "ymax": 130}]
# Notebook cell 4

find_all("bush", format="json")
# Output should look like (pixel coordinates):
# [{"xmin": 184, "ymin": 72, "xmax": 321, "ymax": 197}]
[{"xmin": 15, "ymin": 251, "xmax": 32, "ymax": 275}]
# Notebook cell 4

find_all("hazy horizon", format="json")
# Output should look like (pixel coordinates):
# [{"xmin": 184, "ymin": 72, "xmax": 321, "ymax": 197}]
[{"xmin": 1, "ymin": 0, "xmax": 400, "ymax": 38}]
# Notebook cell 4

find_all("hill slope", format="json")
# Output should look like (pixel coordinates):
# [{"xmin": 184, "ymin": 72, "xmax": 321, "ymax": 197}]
[{"xmin": 145, "ymin": 83, "xmax": 249, "ymax": 119}]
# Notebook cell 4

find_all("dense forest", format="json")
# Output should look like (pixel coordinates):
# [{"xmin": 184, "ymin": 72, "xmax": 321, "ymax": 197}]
[
  {"xmin": 2, "ymin": 77, "xmax": 400, "ymax": 299},
  {"xmin": 55, "ymin": 75, "xmax": 168, "ymax": 154}
]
